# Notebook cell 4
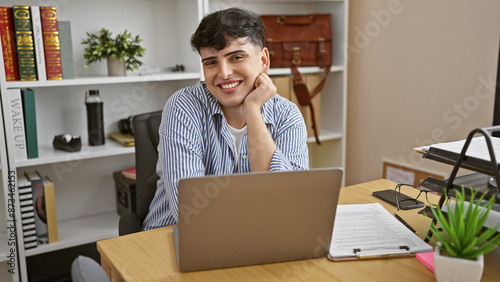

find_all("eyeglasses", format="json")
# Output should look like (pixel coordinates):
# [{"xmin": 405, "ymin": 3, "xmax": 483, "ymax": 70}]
[{"xmin": 394, "ymin": 183, "xmax": 437, "ymax": 211}]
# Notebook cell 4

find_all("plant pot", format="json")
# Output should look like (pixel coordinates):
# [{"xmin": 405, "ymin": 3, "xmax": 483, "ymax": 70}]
[
  {"xmin": 434, "ymin": 244, "xmax": 484, "ymax": 282},
  {"xmin": 107, "ymin": 57, "xmax": 126, "ymax": 76}
]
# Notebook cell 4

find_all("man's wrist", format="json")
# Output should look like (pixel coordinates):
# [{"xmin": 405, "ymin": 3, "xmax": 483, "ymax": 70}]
[{"xmin": 243, "ymin": 103, "xmax": 262, "ymax": 121}]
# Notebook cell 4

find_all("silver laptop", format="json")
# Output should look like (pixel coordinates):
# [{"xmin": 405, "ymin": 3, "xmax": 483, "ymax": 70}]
[{"xmin": 173, "ymin": 167, "xmax": 343, "ymax": 272}]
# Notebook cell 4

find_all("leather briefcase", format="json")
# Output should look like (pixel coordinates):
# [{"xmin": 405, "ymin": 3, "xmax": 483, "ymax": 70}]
[
  {"xmin": 261, "ymin": 14, "xmax": 332, "ymax": 144},
  {"xmin": 261, "ymin": 14, "xmax": 332, "ymax": 69}
]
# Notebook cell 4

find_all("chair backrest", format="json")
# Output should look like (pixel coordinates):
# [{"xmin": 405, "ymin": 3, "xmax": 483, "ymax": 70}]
[{"xmin": 133, "ymin": 111, "xmax": 162, "ymax": 223}]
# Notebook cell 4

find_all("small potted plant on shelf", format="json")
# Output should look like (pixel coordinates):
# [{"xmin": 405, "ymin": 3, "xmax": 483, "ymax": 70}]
[
  {"xmin": 81, "ymin": 28, "xmax": 146, "ymax": 76},
  {"xmin": 427, "ymin": 186, "xmax": 500, "ymax": 282}
]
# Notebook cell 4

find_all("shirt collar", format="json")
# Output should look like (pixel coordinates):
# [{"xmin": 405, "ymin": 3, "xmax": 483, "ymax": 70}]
[{"xmin": 201, "ymin": 82, "xmax": 224, "ymax": 116}]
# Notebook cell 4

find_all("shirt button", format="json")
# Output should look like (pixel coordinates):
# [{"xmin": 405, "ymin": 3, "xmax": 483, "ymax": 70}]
[{"xmin": 242, "ymin": 155, "xmax": 247, "ymax": 160}]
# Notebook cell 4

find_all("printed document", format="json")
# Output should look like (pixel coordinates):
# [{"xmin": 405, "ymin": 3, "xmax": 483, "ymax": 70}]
[
  {"xmin": 421, "ymin": 136, "xmax": 500, "ymax": 163},
  {"xmin": 329, "ymin": 203, "xmax": 432, "ymax": 260}
]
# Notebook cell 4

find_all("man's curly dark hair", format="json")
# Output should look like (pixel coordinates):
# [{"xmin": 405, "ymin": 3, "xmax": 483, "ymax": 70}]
[{"xmin": 190, "ymin": 7, "xmax": 266, "ymax": 53}]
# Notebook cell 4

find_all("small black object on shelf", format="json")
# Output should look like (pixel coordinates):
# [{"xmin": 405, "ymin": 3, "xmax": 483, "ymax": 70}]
[
  {"xmin": 53, "ymin": 134, "xmax": 81, "ymax": 152},
  {"xmin": 171, "ymin": 64, "xmax": 185, "ymax": 72}
]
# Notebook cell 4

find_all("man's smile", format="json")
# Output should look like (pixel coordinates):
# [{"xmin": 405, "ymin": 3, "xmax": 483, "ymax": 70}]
[
  {"xmin": 218, "ymin": 80, "xmax": 242, "ymax": 92},
  {"xmin": 220, "ymin": 82, "xmax": 240, "ymax": 89}
]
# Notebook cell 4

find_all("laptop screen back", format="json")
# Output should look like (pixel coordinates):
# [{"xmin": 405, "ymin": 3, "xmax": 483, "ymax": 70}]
[{"xmin": 176, "ymin": 168, "xmax": 343, "ymax": 272}]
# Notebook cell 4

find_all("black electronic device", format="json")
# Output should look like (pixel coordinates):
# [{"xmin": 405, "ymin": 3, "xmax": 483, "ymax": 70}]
[
  {"xmin": 118, "ymin": 116, "xmax": 135, "ymax": 136},
  {"xmin": 373, "ymin": 189, "xmax": 424, "ymax": 210}
]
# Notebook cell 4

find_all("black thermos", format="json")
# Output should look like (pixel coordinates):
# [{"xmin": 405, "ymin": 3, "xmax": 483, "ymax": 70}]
[{"xmin": 85, "ymin": 89, "xmax": 105, "ymax": 146}]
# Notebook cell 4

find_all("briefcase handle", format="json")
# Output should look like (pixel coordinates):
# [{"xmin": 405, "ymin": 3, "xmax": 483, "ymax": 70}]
[{"xmin": 276, "ymin": 15, "xmax": 314, "ymax": 25}]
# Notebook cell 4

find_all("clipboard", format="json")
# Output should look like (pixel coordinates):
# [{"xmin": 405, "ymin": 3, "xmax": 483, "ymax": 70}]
[
  {"xmin": 327, "ymin": 203, "xmax": 432, "ymax": 261},
  {"xmin": 328, "ymin": 246, "xmax": 414, "ymax": 261}
]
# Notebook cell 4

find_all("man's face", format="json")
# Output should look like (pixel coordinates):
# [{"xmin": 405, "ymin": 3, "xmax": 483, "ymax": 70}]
[{"xmin": 200, "ymin": 37, "xmax": 269, "ymax": 113}]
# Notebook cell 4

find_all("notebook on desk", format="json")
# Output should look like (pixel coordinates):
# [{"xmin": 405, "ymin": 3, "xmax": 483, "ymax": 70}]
[{"xmin": 173, "ymin": 168, "xmax": 344, "ymax": 272}]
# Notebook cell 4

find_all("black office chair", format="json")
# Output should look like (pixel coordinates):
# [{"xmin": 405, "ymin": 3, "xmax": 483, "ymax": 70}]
[{"xmin": 118, "ymin": 111, "xmax": 162, "ymax": 236}]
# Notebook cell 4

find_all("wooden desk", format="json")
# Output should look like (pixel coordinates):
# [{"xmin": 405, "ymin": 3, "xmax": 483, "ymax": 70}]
[{"xmin": 97, "ymin": 179, "xmax": 500, "ymax": 281}]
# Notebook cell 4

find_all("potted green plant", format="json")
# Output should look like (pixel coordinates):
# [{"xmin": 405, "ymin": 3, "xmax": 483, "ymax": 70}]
[
  {"xmin": 427, "ymin": 186, "xmax": 500, "ymax": 282},
  {"xmin": 81, "ymin": 28, "xmax": 146, "ymax": 76}
]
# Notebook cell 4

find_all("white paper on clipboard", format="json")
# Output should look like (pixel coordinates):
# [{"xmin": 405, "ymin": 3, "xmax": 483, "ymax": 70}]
[{"xmin": 328, "ymin": 203, "xmax": 432, "ymax": 261}]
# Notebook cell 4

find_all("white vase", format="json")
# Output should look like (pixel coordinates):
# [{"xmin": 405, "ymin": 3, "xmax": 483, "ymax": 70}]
[
  {"xmin": 107, "ymin": 57, "xmax": 126, "ymax": 76},
  {"xmin": 434, "ymin": 244, "xmax": 484, "ymax": 282}
]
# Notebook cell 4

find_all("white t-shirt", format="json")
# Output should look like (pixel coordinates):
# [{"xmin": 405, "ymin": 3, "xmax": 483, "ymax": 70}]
[{"xmin": 227, "ymin": 124, "xmax": 247, "ymax": 170}]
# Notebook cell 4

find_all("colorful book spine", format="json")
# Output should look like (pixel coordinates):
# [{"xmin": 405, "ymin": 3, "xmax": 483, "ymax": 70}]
[
  {"xmin": 21, "ymin": 88, "xmax": 38, "ymax": 159},
  {"xmin": 8, "ymin": 88, "xmax": 28, "ymax": 161},
  {"xmin": 30, "ymin": 6, "xmax": 47, "ymax": 81},
  {"xmin": 40, "ymin": 6, "xmax": 62, "ymax": 80},
  {"xmin": 58, "ymin": 21, "xmax": 74, "ymax": 79},
  {"xmin": 12, "ymin": 5, "xmax": 37, "ymax": 81},
  {"xmin": 0, "ymin": 7, "xmax": 19, "ymax": 81},
  {"xmin": 25, "ymin": 171, "xmax": 48, "ymax": 245},
  {"xmin": 18, "ymin": 174, "xmax": 38, "ymax": 250}
]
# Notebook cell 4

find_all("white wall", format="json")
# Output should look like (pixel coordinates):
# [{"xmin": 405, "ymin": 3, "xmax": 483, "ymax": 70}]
[{"xmin": 346, "ymin": 0, "xmax": 500, "ymax": 185}]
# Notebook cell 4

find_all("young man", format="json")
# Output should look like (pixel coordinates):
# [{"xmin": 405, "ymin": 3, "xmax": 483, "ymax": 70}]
[{"xmin": 142, "ymin": 7, "xmax": 309, "ymax": 230}]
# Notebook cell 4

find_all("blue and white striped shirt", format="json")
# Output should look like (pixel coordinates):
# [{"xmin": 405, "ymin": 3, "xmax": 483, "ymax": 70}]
[{"xmin": 142, "ymin": 82, "xmax": 309, "ymax": 230}]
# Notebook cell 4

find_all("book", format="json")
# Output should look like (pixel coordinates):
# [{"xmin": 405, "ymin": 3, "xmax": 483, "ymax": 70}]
[
  {"xmin": 328, "ymin": 203, "xmax": 432, "ymax": 260},
  {"xmin": 40, "ymin": 6, "xmax": 62, "ymax": 80},
  {"xmin": 42, "ymin": 176, "xmax": 58, "ymax": 243},
  {"xmin": 18, "ymin": 174, "xmax": 37, "ymax": 250},
  {"xmin": 12, "ymin": 5, "xmax": 37, "ymax": 81},
  {"xmin": 30, "ymin": 6, "xmax": 47, "ymax": 81},
  {"xmin": 121, "ymin": 167, "xmax": 136, "ymax": 180},
  {"xmin": 0, "ymin": 7, "xmax": 20, "ymax": 81},
  {"xmin": 25, "ymin": 171, "xmax": 48, "ymax": 245},
  {"xmin": 24, "ymin": 241, "xmax": 37, "ymax": 250},
  {"xmin": 21, "ymin": 88, "xmax": 38, "ymax": 159},
  {"xmin": 58, "ymin": 21, "xmax": 74, "ymax": 79},
  {"xmin": 109, "ymin": 132, "xmax": 134, "ymax": 147},
  {"xmin": 8, "ymin": 88, "xmax": 28, "ymax": 160}
]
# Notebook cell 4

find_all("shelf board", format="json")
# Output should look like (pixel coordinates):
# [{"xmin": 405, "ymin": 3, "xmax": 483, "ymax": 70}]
[
  {"xmin": 221, "ymin": 0, "xmax": 345, "ymax": 3},
  {"xmin": 269, "ymin": 65, "xmax": 344, "ymax": 76},
  {"xmin": 15, "ymin": 138, "xmax": 134, "ymax": 167},
  {"xmin": 6, "ymin": 72, "xmax": 201, "ymax": 89},
  {"xmin": 13, "ymin": 130, "xmax": 342, "ymax": 167},
  {"xmin": 307, "ymin": 129, "xmax": 343, "ymax": 143},
  {"xmin": 4, "ymin": 66, "xmax": 343, "ymax": 89},
  {"xmin": 25, "ymin": 211, "xmax": 119, "ymax": 257}
]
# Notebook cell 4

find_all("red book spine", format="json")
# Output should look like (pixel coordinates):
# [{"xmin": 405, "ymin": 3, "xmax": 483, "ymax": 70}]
[
  {"xmin": 0, "ymin": 7, "xmax": 20, "ymax": 81},
  {"xmin": 40, "ymin": 6, "xmax": 62, "ymax": 80}
]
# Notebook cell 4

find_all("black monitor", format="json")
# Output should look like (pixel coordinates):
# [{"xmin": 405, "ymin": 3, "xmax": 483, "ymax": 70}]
[{"xmin": 492, "ymin": 40, "xmax": 500, "ymax": 137}]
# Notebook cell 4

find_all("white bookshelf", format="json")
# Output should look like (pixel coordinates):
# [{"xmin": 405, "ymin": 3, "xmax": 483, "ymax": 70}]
[
  {"xmin": 268, "ymin": 65, "xmax": 345, "ymax": 76},
  {"xmin": 15, "ymin": 138, "xmax": 135, "ymax": 168},
  {"xmin": 25, "ymin": 212, "xmax": 119, "ymax": 257},
  {"xmin": 0, "ymin": 0, "xmax": 348, "ymax": 281},
  {"xmin": 5, "ymin": 71, "xmax": 202, "ymax": 89}
]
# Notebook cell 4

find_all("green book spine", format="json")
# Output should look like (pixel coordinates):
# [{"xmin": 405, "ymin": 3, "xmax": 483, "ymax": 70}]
[
  {"xmin": 21, "ymin": 88, "xmax": 38, "ymax": 158},
  {"xmin": 12, "ymin": 5, "xmax": 38, "ymax": 81}
]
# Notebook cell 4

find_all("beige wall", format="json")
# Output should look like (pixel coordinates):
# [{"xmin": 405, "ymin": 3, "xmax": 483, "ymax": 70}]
[{"xmin": 346, "ymin": 0, "xmax": 500, "ymax": 185}]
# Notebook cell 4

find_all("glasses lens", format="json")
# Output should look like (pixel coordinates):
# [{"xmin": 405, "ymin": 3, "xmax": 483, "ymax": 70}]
[{"xmin": 395, "ymin": 184, "xmax": 426, "ymax": 210}]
